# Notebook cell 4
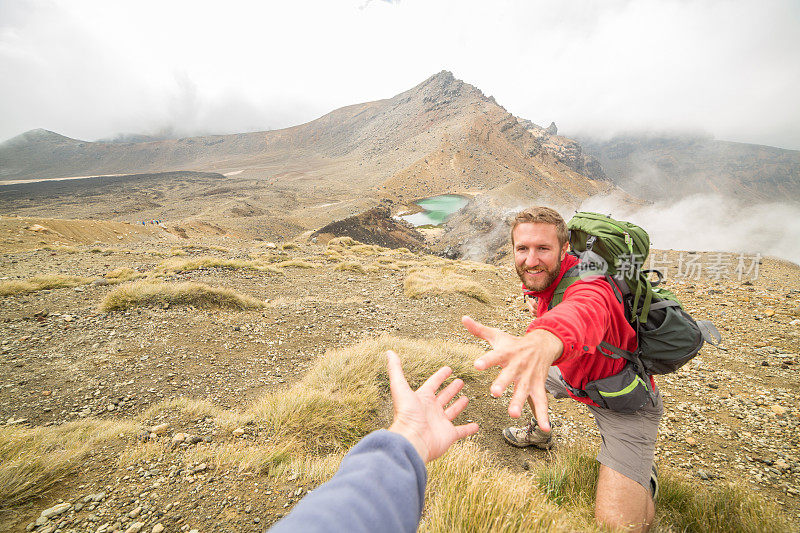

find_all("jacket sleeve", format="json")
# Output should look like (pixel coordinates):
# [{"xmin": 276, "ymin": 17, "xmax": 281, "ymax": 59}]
[
  {"xmin": 528, "ymin": 279, "xmax": 614, "ymax": 365},
  {"xmin": 268, "ymin": 429, "xmax": 427, "ymax": 533}
]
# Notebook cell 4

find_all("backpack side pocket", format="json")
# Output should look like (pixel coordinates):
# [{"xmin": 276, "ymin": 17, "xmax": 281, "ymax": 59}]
[{"xmin": 584, "ymin": 363, "xmax": 650, "ymax": 413}]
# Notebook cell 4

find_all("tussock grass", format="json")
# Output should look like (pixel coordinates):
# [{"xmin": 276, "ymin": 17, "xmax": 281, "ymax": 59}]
[
  {"xmin": 0, "ymin": 419, "xmax": 137, "ymax": 507},
  {"xmin": 184, "ymin": 440, "xmax": 343, "ymax": 484},
  {"xmin": 170, "ymin": 248, "xmax": 188, "ymax": 256},
  {"xmin": 241, "ymin": 335, "xmax": 482, "ymax": 452},
  {"xmin": 139, "ymin": 397, "xmax": 223, "ymax": 422},
  {"xmin": 327, "ymin": 236, "xmax": 357, "ymax": 247},
  {"xmin": 279, "ymin": 242, "xmax": 298, "ymax": 251},
  {"xmin": 41, "ymin": 245, "xmax": 80, "ymax": 254},
  {"xmin": 334, "ymin": 261, "xmax": 368, "ymax": 274},
  {"xmin": 404, "ymin": 267, "xmax": 491, "ymax": 303},
  {"xmin": 536, "ymin": 446, "xmax": 598, "ymax": 508},
  {"xmin": 350, "ymin": 244, "xmax": 389, "ymax": 256},
  {"xmin": 532, "ymin": 445, "xmax": 792, "ymax": 533},
  {"xmin": 274, "ymin": 259, "xmax": 316, "ymax": 269},
  {"xmin": 453, "ymin": 259, "xmax": 499, "ymax": 272},
  {"xmin": 0, "ymin": 274, "xmax": 93, "ymax": 296},
  {"xmin": 89, "ymin": 247, "xmax": 121, "ymax": 255},
  {"xmin": 395, "ymin": 259, "xmax": 425, "ymax": 268},
  {"xmin": 156, "ymin": 256, "xmax": 281, "ymax": 274},
  {"xmin": 422, "ymin": 442, "xmax": 586, "ymax": 532},
  {"xmin": 324, "ymin": 251, "xmax": 343, "ymax": 262},
  {"xmin": 104, "ymin": 267, "xmax": 144, "ymax": 284},
  {"xmin": 654, "ymin": 469, "xmax": 792, "ymax": 532},
  {"xmin": 118, "ymin": 440, "xmax": 165, "ymax": 466},
  {"xmin": 186, "ymin": 440, "xmax": 300, "ymax": 477},
  {"xmin": 99, "ymin": 281, "xmax": 266, "ymax": 311}
]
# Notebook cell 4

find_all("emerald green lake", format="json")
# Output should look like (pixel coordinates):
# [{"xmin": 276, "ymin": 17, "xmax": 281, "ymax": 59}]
[{"xmin": 401, "ymin": 194, "xmax": 469, "ymax": 226}]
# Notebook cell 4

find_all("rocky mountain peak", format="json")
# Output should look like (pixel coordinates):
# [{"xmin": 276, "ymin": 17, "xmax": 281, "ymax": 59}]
[{"xmin": 401, "ymin": 70, "xmax": 490, "ymax": 108}]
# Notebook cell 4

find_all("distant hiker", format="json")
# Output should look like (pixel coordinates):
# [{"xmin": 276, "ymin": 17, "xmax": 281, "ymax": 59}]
[
  {"xmin": 269, "ymin": 351, "xmax": 478, "ymax": 533},
  {"xmin": 463, "ymin": 206, "xmax": 662, "ymax": 532}
]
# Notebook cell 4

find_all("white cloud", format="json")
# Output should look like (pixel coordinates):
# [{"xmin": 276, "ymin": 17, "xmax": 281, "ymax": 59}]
[
  {"xmin": 579, "ymin": 193, "xmax": 800, "ymax": 265},
  {"xmin": 1, "ymin": 0, "xmax": 798, "ymax": 149}
]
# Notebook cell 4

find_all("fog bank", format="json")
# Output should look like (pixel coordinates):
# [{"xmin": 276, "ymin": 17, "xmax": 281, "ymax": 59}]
[{"xmin": 578, "ymin": 194, "xmax": 800, "ymax": 265}]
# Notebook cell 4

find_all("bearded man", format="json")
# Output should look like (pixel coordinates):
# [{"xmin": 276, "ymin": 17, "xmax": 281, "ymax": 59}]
[{"xmin": 463, "ymin": 206, "xmax": 662, "ymax": 533}]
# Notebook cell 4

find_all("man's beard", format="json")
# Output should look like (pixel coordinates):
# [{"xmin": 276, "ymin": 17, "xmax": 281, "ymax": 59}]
[{"xmin": 516, "ymin": 259, "xmax": 561, "ymax": 292}]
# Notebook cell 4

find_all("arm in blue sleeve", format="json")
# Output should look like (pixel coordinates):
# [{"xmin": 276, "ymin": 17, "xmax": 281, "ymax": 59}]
[{"xmin": 269, "ymin": 429, "xmax": 427, "ymax": 533}]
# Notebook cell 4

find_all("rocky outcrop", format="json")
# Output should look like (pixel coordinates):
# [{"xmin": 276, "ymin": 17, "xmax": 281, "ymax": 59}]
[
  {"xmin": 311, "ymin": 205, "xmax": 426, "ymax": 250},
  {"xmin": 518, "ymin": 119, "xmax": 607, "ymax": 182}
]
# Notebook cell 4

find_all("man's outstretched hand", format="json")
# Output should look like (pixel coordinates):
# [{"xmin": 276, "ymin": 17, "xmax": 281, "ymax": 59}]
[
  {"xmin": 387, "ymin": 350, "xmax": 479, "ymax": 463},
  {"xmin": 461, "ymin": 315, "xmax": 563, "ymax": 431}
]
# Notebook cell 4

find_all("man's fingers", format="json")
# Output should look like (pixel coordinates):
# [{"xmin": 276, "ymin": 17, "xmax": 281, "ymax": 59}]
[
  {"xmin": 474, "ymin": 349, "xmax": 506, "ymax": 371},
  {"xmin": 462, "ymin": 315, "xmax": 498, "ymax": 345},
  {"xmin": 443, "ymin": 395, "xmax": 469, "ymax": 421},
  {"xmin": 507, "ymin": 380, "xmax": 531, "ymax": 419},
  {"xmin": 489, "ymin": 365, "xmax": 517, "ymax": 397},
  {"xmin": 530, "ymin": 384, "xmax": 551, "ymax": 432},
  {"xmin": 386, "ymin": 351, "xmax": 412, "ymax": 403},
  {"xmin": 418, "ymin": 365, "xmax": 453, "ymax": 395},
  {"xmin": 453, "ymin": 422, "xmax": 480, "ymax": 440},
  {"xmin": 436, "ymin": 378, "xmax": 464, "ymax": 407}
]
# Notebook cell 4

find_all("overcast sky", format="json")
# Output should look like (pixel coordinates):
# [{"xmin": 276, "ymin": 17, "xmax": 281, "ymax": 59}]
[{"xmin": 1, "ymin": 0, "xmax": 798, "ymax": 149}]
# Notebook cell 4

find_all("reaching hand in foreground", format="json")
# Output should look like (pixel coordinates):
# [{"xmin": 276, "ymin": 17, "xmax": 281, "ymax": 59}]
[
  {"xmin": 462, "ymin": 315, "xmax": 563, "ymax": 431},
  {"xmin": 387, "ymin": 350, "xmax": 479, "ymax": 463}
]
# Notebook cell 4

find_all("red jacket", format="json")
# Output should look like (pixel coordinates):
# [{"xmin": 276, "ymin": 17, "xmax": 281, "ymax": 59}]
[{"xmin": 525, "ymin": 254, "xmax": 653, "ymax": 407}]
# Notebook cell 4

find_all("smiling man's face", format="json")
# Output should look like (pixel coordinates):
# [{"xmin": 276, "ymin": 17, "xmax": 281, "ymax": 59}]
[{"xmin": 513, "ymin": 222, "xmax": 569, "ymax": 292}]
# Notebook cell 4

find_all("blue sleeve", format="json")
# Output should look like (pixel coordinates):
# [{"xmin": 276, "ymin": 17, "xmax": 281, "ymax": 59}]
[{"xmin": 269, "ymin": 429, "xmax": 427, "ymax": 533}]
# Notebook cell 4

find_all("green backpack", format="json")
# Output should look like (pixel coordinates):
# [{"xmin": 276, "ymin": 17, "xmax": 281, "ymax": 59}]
[{"xmin": 548, "ymin": 212, "xmax": 721, "ymax": 412}]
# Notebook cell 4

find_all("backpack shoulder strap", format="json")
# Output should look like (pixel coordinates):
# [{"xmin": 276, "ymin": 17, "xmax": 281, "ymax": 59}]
[
  {"xmin": 548, "ymin": 267, "xmax": 615, "ymax": 310},
  {"xmin": 548, "ymin": 265, "xmax": 581, "ymax": 310}
]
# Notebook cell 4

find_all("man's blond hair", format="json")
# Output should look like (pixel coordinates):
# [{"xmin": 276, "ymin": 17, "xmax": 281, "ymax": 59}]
[{"xmin": 511, "ymin": 207, "xmax": 568, "ymax": 247}]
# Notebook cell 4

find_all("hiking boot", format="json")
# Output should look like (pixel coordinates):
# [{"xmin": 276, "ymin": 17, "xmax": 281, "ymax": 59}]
[
  {"xmin": 649, "ymin": 464, "xmax": 659, "ymax": 501},
  {"xmin": 502, "ymin": 418, "xmax": 553, "ymax": 449}
]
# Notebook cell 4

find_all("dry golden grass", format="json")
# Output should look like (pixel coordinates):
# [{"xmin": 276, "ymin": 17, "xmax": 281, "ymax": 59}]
[
  {"xmin": 395, "ymin": 260, "xmax": 424, "ymax": 268},
  {"xmin": 0, "ymin": 274, "xmax": 93, "ymax": 296},
  {"xmin": 350, "ymin": 244, "xmax": 388, "ymax": 256},
  {"xmin": 334, "ymin": 261, "xmax": 368, "ymax": 274},
  {"xmin": 99, "ymin": 281, "xmax": 266, "ymax": 311},
  {"xmin": 453, "ymin": 259, "xmax": 499, "ymax": 272},
  {"xmin": 89, "ymin": 247, "xmax": 121, "ymax": 255},
  {"xmin": 653, "ymin": 468, "xmax": 792, "ymax": 532},
  {"xmin": 422, "ymin": 442, "xmax": 587, "ymax": 532},
  {"xmin": 186, "ymin": 440, "xmax": 300, "ymax": 477},
  {"xmin": 41, "ymin": 245, "xmax": 80, "ymax": 254},
  {"xmin": 240, "ymin": 335, "xmax": 482, "ymax": 452},
  {"xmin": 533, "ymin": 445, "xmax": 793, "ymax": 533},
  {"xmin": 139, "ymin": 397, "xmax": 223, "ymax": 423},
  {"xmin": 404, "ymin": 267, "xmax": 491, "ymax": 303},
  {"xmin": 279, "ymin": 242, "xmax": 298, "ymax": 251},
  {"xmin": 156, "ymin": 256, "xmax": 281, "ymax": 274},
  {"xmin": 274, "ymin": 259, "xmax": 316, "ymax": 269},
  {"xmin": 324, "ymin": 251, "xmax": 343, "ymax": 262},
  {"xmin": 327, "ymin": 236, "xmax": 357, "ymax": 247},
  {"xmin": 117, "ymin": 440, "xmax": 165, "ymax": 467},
  {"xmin": 104, "ymin": 267, "xmax": 144, "ymax": 284},
  {"xmin": 0, "ymin": 419, "xmax": 137, "ymax": 508}
]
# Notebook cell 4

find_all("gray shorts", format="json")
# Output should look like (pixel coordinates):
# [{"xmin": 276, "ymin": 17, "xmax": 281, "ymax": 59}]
[{"xmin": 546, "ymin": 367, "xmax": 663, "ymax": 490}]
